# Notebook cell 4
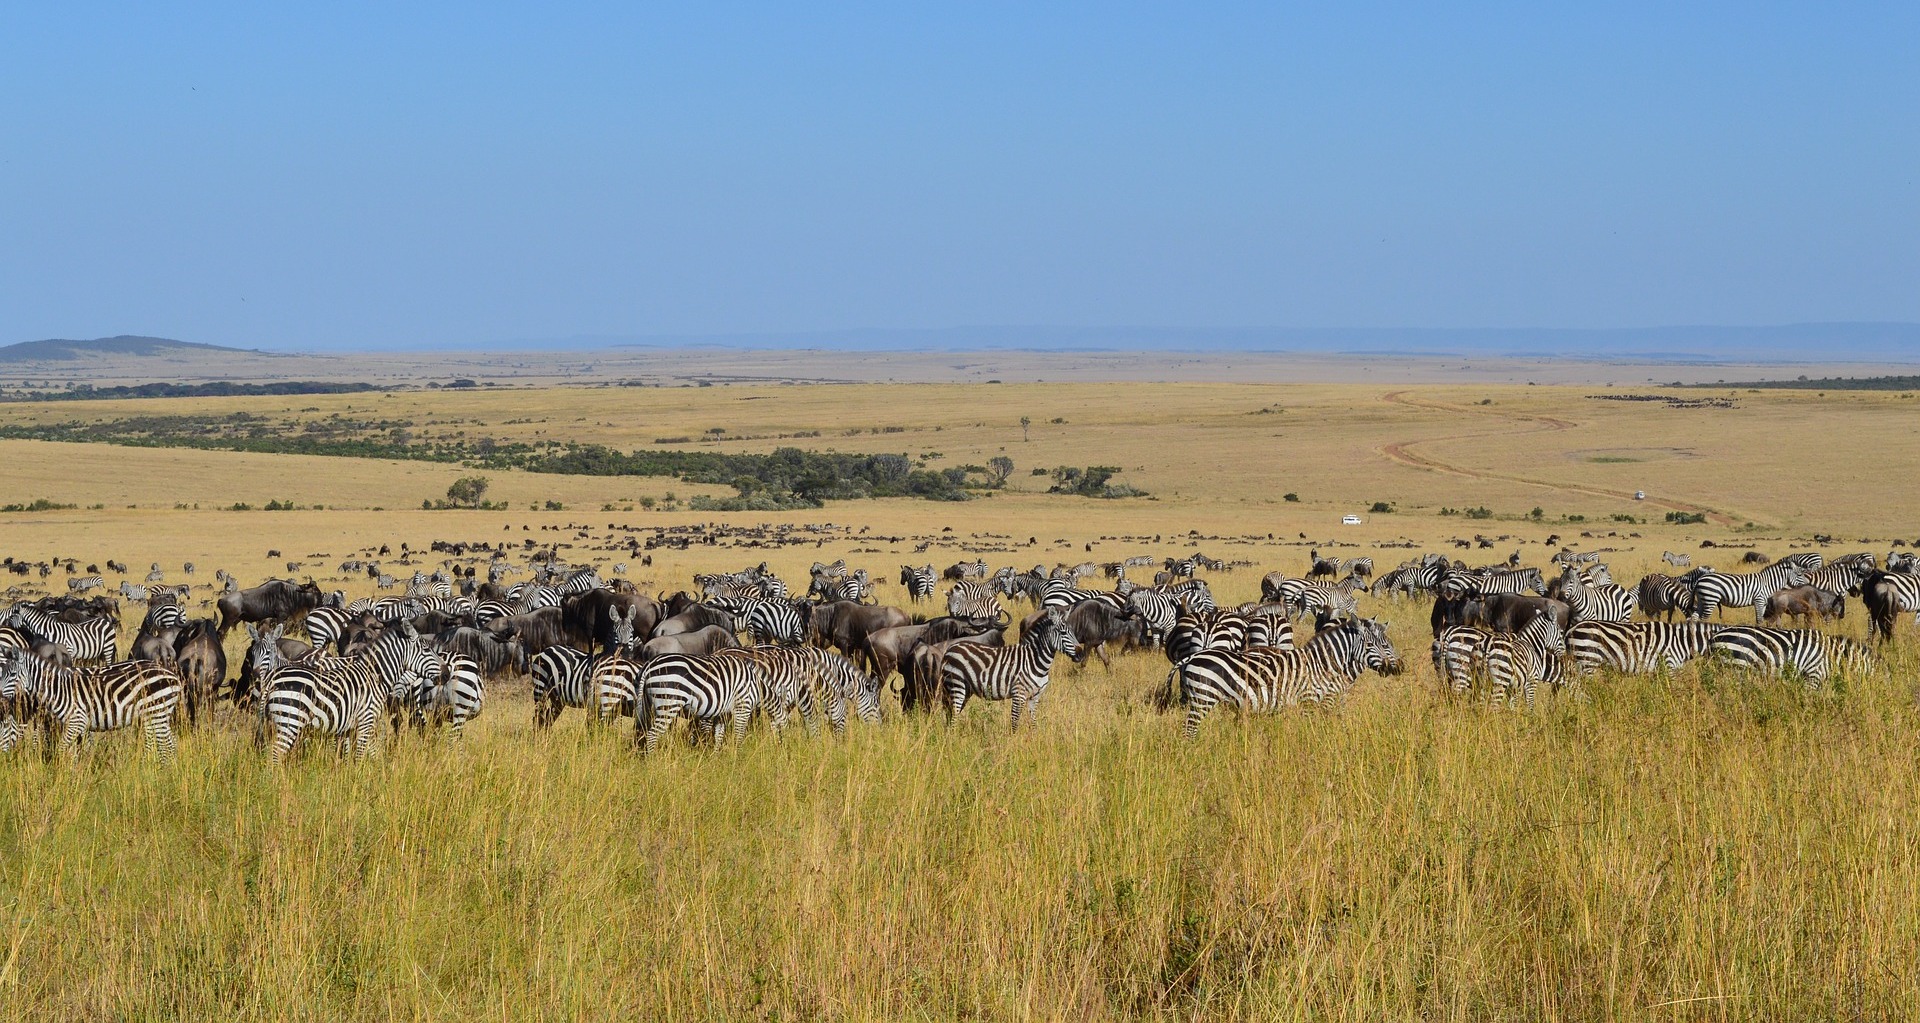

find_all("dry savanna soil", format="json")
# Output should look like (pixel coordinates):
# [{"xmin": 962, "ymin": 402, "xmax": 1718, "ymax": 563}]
[{"xmin": 1, "ymin": 379, "xmax": 1918, "ymax": 1020}]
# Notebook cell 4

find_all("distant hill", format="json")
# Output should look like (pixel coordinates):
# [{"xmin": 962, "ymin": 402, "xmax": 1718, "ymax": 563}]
[{"xmin": 0, "ymin": 335, "xmax": 261, "ymax": 362}]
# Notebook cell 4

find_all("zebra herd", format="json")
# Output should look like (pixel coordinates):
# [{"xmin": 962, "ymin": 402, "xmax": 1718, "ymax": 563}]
[{"xmin": 1, "ymin": 540, "xmax": 1916, "ymax": 761}]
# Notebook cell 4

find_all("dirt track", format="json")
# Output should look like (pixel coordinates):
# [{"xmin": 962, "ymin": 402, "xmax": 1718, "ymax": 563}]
[{"xmin": 1375, "ymin": 390, "xmax": 1742, "ymax": 527}]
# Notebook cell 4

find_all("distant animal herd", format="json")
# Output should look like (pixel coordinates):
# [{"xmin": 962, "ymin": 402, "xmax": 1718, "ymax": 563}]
[{"xmin": 4, "ymin": 535, "xmax": 1918, "ymax": 760}]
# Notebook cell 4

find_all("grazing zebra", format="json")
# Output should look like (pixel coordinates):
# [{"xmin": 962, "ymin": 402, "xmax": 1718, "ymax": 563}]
[
  {"xmin": 1662, "ymin": 551, "xmax": 1692, "ymax": 568},
  {"xmin": 1709, "ymin": 627, "xmax": 1873, "ymax": 688},
  {"xmin": 4, "ymin": 605, "xmax": 118, "ymax": 663},
  {"xmin": 1567, "ymin": 621, "xmax": 1724, "ymax": 675},
  {"xmin": 1179, "ymin": 618, "xmax": 1398, "ymax": 738},
  {"xmin": 257, "ymin": 630, "xmax": 436, "ymax": 762},
  {"xmin": 1242, "ymin": 605, "xmax": 1295, "ymax": 651},
  {"xmin": 0, "ymin": 651, "xmax": 183, "ymax": 760},
  {"xmin": 1686, "ymin": 561, "xmax": 1811, "ymax": 623},
  {"xmin": 1552, "ymin": 550, "xmax": 1602, "ymax": 568},
  {"xmin": 1432, "ymin": 625, "xmax": 1496, "ymax": 695},
  {"xmin": 940, "ymin": 606, "xmax": 1079, "ymax": 730},
  {"xmin": 529, "ymin": 645, "xmax": 596, "ymax": 728},
  {"xmin": 764, "ymin": 645, "xmax": 881, "ymax": 735},
  {"xmin": 1262, "ymin": 575, "xmax": 1365, "ymax": 622},
  {"xmin": 899, "ymin": 565, "xmax": 936, "ymax": 603},
  {"xmin": 1376, "ymin": 554, "xmax": 1451, "ymax": 599},
  {"xmin": 1160, "ymin": 578, "xmax": 1215, "ymax": 614},
  {"xmin": 1636, "ymin": 573, "xmax": 1695, "ymax": 622},
  {"xmin": 590, "ymin": 651, "xmax": 646, "ymax": 721},
  {"xmin": 946, "ymin": 581, "xmax": 1006, "ymax": 623},
  {"xmin": 809, "ymin": 570, "xmax": 871, "ymax": 604},
  {"xmin": 1863, "ymin": 571, "xmax": 1920, "ymax": 641},
  {"xmin": 398, "ymin": 651, "xmax": 485, "ymax": 738},
  {"xmin": 635, "ymin": 652, "xmax": 767, "ymax": 754},
  {"xmin": 1555, "ymin": 567, "xmax": 1637, "ymax": 625},
  {"xmin": 1125, "ymin": 588, "xmax": 1180, "ymax": 643},
  {"xmin": 474, "ymin": 600, "xmax": 516, "ymax": 628},
  {"xmin": 1886, "ymin": 552, "xmax": 1919, "ymax": 575},
  {"xmin": 1483, "ymin": 615, "xmax": 1568, "ymax": 708}
]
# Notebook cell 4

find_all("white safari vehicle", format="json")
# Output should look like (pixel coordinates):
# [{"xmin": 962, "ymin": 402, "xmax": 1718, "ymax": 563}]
[{"xmin": 1341, "ymin": 514, "xmax": 1363, "ymax": 526}]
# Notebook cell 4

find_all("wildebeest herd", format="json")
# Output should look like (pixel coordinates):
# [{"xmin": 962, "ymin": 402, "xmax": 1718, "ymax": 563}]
[{"xmin": 2, "ymin": 538, "xmax": 1917, "ymax": 761}]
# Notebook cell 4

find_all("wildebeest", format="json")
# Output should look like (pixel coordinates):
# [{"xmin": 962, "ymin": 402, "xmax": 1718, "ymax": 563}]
[
  {"xmin": 483, "ymin": 606, "xmax": 574, "ymax": 658},
  {"xmin": 217, "ymin": 579, "xmax": 328, "ymax": 636},
  {"xmin": 1476, "ymin": 594, "xmax": 1572, "ymax": 635},
  {"xmin": 1762, "ymin": 585, "xmax": 1843, "ymax": 626},
  {"xmin": 1022, "ymin": 599, "xmax": 1142, "ymax": 669},
  {"xmin": 234, "ymin": 623, "xmax": 315, "ymax": 708},
  {"xmin": 563, "ymin": 589, "xmax": 661, "ymax": 654},
  {"xmin": 653, "ymin": 603, "xmax": 737, "ymax": 640},
  {"xmin": 904, "ymin": 630, "xmax": 1005, "ymax": 713},
  {"xmin": 813, "ymin": 601, "xmax": 910, "ymax": 666},
  {"xmin": 173, "ymin": 619, "xmax": 226, "ymax": 727},
  {"xmin": 435, "ymin": 625, "xmax": 526, "ymax": 678},
  {"xmin": 639, "ymin": 624, "xmax": 740, "ymax": 661}
]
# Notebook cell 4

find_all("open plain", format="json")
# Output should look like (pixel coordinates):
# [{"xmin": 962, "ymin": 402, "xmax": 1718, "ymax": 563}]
[{"xmin": 2, "ymin": 376, "xmax": 1919, "ymax": 1020}]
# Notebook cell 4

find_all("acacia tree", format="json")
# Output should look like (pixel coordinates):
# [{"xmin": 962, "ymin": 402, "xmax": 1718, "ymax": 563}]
[
  {"xmin": 987, "ymin": 456, "xmax": 1014, "ymax": 487},
  {"xmin": 446, "ymin": 475, "xmax": 491, "ymax": 508},
  {"xmin": 1019, "ymin": 416, "xmax": 1032, "ymax": 442}
]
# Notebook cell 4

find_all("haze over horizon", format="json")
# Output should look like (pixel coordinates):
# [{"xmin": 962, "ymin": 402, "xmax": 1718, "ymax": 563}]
[{"xmin": 4, "ymin": 4, "xmax": 1915, "ymax": 353}]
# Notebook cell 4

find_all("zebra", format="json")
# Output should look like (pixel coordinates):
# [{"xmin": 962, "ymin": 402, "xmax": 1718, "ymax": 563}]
[
  {"xmin": 397, "ymin": 651, "xmax": 485, "ymax": 738},
  {"xmin": 940, "ymin": 606, "xmax": 1079, "ymax": 730},
  {"xmin": 302, "ymin": 605, "xmax": 358, "ymax": 653},
  {"xmin": 0, "ymin": 650, "xmax": 183, "ymax": 760},
  {"xmin": 1863, "ymin": 571, "xmax": 1920, "ymax": 641},
  {"xmin": 1242, "ymin": 605, "xmax": 1295, "ymax": 651},
  {"xmin": 142, "ymin": 599, "xmax": 188, "ymax": 633},
  {"xmin": 529, "ymin": 645, "xmax": 596, "ymax": 728},
  {"xmin": 1431, "ymin": 625, "xmax": 1495, "ymax": 695},
  {"xmin": 1125, "ymin": 588, "xmax": 1180, "ymax": 644},
  {"xmin": 899, "ymin": 565, "xmax": 937, "ymax": 603},
  {"xmin": 1566, "ymin": 621, "xmax": 1725, "ymax": 675},
  {"xmin": 1040, "ymin": 577, "xmax": 1103, "ymax": 611},
  {"xmin": 1160, "ymin": 578, "xmax": 1215, "ymax": 614},
  {"xmin": 1686, "ymin": 561, "xmax": 1811, "ymax": 623},
  {"xmin": 591, "ymin": 651, "xmax": 646, "ymax": 721},
  {"xmin": 257, "ymin": 629, "xmax": 437, "ymax": 762},
  {"xmin": 946, "ymin": 581, "xmax": 1006, "ymax": 624},
  {"xmin": 810, "ymin": 570, "xmax": 872, "ymax": 604},
  {"xmin": 1708, "ymin": 627, "xmax": 1873, "ymax": 689},
  {"xmin": 741, "ymin": 598, "xmax": 809, "ymax": 646},
  {"xmin": 1887, "ymin": 552, "xmax": 1919, "ymax": 575},
  {"xmin": 1555, "ymin": 567, "xmax": 1636, "ymax": 625},
  {"xmin": 747, "ymin": 645, "xmax": 881, "ymax": 735},
  {"xmin": 4, "ymin": 605, "xmax": 118, "ymax": 663},
  {"xmin": 1662, "ymin": 551, "xmax": 1692, "ymax": 568},
  {"xmin": 1802, "ymin": 553, "xmax": 1876, "ymax": 597},
  {"xmin": 1263, "ymin": 575, "xmax": 1364, "ymax": 622},
  {"xmin": 1163, "ymin": 556, "xmax": 1199, "ymax": 580},
  {"xmin": 1552, "ymin": 550, "xmax": 1602, "ymax": 568},
  {"xmin": 1483, "ymin": 615, "xmax": 1568, "ymax": 708},
  {"xmin": 1436, "ymin": 567, "xmax": 1546, "ymax": 601},
  {"xmin": 635, "ymin": 652, "xmax": 767, "ymax": 754},
  {"xmin": 1179, "ymin": 617, "xmax": 1398, "ymax": 738}
]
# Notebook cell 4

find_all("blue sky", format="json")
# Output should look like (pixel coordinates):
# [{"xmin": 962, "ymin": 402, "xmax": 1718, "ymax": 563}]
[{"xmin": 2, "ymin": 3, "xmax": 1915, "ymax": 349}]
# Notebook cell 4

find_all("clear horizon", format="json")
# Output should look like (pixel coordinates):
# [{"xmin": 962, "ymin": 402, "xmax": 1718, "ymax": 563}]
[{"xmin": 4, "ymin": 4, "xmax": 1915, "ymax": 350}]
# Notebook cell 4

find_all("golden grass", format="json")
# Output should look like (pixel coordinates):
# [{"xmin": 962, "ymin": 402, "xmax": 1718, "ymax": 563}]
[{"xmin": 2, "ymin": 382, "xmax": 1919, "ymax": 1019}]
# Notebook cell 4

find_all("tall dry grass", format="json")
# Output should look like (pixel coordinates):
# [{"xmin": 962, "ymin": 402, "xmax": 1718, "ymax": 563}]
[{"xmin": 3, "ymin": 576, "xmax": 1918, "ymax": 1020}]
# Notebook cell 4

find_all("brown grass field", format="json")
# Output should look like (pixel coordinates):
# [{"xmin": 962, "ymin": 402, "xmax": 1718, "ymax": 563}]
[{"xmin": 1, "ymin": 379, "xmax": 1918, "ymax": 1020}]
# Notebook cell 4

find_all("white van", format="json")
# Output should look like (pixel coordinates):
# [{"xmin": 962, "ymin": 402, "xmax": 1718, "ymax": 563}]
[{"xmin": 1341, "ymin": 514, "xmax": 1363, "ymax": 526}]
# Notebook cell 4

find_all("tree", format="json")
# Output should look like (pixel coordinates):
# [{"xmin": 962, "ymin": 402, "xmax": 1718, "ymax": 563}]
[
  {"xmin": 1020, "ymin": 416, "xmax": 1032, "ymax": 442},
  {"xmin": 446, "ymin": 475, "xmax": 491, "ymax": 508},
  {"xmin": 987, "ymin": 456, "xmax": 1014, "ymax": 487}
]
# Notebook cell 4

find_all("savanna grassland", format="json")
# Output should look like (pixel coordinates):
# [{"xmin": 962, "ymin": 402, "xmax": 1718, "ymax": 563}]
[{"xmin": 2, "ymin": 379, "xmax": 1920, "ymax": 1021}]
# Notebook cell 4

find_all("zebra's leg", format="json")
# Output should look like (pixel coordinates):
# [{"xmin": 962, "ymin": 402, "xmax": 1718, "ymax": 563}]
[
  {"xmin": 1181, "ymin": 696, "xmax": 1212, "ymax": 740},
  {"xmin": 943, "ymin": 673, "xmax": 969, "ymax": 723},
  {"xmin": 796, "ymin": 684, "xmax": 821, "ymax": 738},
  {"xmin": 58, "ymin": 714, "xmax": 86, "ymax": 760},
  {"xmin": 639, "ymin": 699, "xmax": 679, "ymax": 755},
  {"xmin": 827, "ymin": 697, "xmax": 847, "ymax": 736},
  {"xmin": 149, "ymin": 710, "xmax": 178, "ymax": 763},
  {"xmin": 1009, "ymin": 684, "xmax": 1027, "ymax": 732},
  {"xmin": 353, "ymin": 706, "xmax": 378, "ymax": 759}
]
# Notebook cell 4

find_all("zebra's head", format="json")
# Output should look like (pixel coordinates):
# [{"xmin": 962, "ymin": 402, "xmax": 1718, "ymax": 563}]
[
  {"xmin": 607, "ymin": 604, "xmax": 638, "ymax": 651},
  {"xmin": 1034, "ymin": 606, "xmax": 1078, "ymax": 659}
]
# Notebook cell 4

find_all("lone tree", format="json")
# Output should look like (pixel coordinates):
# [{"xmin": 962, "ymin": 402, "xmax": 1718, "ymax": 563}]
[
  {"xmin": 1019, "ymin": 416, "xmax": 1032, "ymax": 442},
  {"xmin": 987, "ymin": 455, "xmax": 1014, "ymax": 487},
  {"xmin": 446, "ymin": 475, "xmax": 491, "ymax": 508}
]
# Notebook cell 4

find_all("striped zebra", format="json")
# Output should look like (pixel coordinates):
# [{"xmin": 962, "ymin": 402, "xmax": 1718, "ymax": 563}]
[
  {"xmin": 1431, "ymin": 626, "xmax": 1495, "ymax": 695},
  {"xmin": 303, "ymin": 605, "xmax": 357, "ymax": 653},
  {"xmin": 395, "ymin": 651, "xmax": 485, "ymax": 738},
  {"xmin": 1709, "ymin": 627, "xmax": 1873, "ymax": 688},
  {"xmin": 1887, "ymin": 552, "xmax": 1919, "ymax": 575},
  {"xmin": 142, "ymin": 600, "xmax": 187, "ymax": 632},
  {"xmin": 1160, "ymin": 578, "xmax": 1215, "ymax": 614},
  {"xmin": 757, "ymin": 645, "xmax": 881, "ymax": 734},
  {"xmin": 1179, "ymin": 618, "xmax": 1398, "ymax": 738},
  {"xmin": 1686, "ymin": 561, "xmax": 1811, "ymax": 623},
  {"xmin": 474, "ymin": 600, "xmax": 516, "ymax": 628},
  {"xmin": 1863, "ymin": 571, "xmax": 1920, "ymax": 641},
  {"xmin": 1436, "ymin": 567, "xmax": 1546, "ymax": 601},
  {"xmin": 3, "ymin": 605, "xmax": 118, "ymax": 663},
  {"xmin": 1662, "ymin": 551, "xmax": 1692, "ymax": 568},
  {"xmin": 1555, "ymin": 567, "xmax": 1636, "ymax": 625},
  {"xmin": 590, "ymin": 651, "xmax": 646, "ymax": 721},
  {"xmin": 1637, "ymin": 573, "xmax": 1696, "ymax": 622},
  {"xmin": 0, "ymin": 651, "xmax": 183, "ymax": 760},
  {"xmin": 742, "ymin": 598, "xmax": 809, "ymax": 645},
  {"xmin": 1041, "ymin": 577, "xmax": 1104, "ymax": 611},
  {"xmin": 946, "ymin": 581, "xmax": 1006, "ymax": 623},
  {"xmin": 258, "ymin": 631, "xmax": 436, "ymax": 761},
  {"xmin": 1802, "ymin": 553, "xmax": 1876, "ymax": 597},
  {"xmin": 1483, "ymin": 615, "xmax": 1567, "ymax": 708},
  {"xmin": 1566, "ymin": 621, "xmax": 1724, "ymax": 675},
  {"xmin": 1125, "ymin": 588, "xmax": 1179, "ymax": 643},
  {"xmin": 1376, "ymin": 555, "xmax": 1451, "ymax": 599},
  {"xmin": 529, "ymin": 645, "xmax": 596, "ymax": 728},
  {"xmin": 941, "ymin": 606, "xmax": 1079, "ymax": 730},
  {"xmin": 899, "ymin": 565, "xmax": 937, "ymax": 603},
  {"xmin": 810, "ymin": 570, "xmax": 872, "ymax": 604},
  {"xmin": 1163, "ymin": 556, "xmax": 1198, "ymax": 579},
  {"xmin": 636, "ymin": 652, "xmax": 767, "ymax": 754},
  {"xmin": 1262, "ymin": 575, "xmax": 1365, "ymax": 622}
]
